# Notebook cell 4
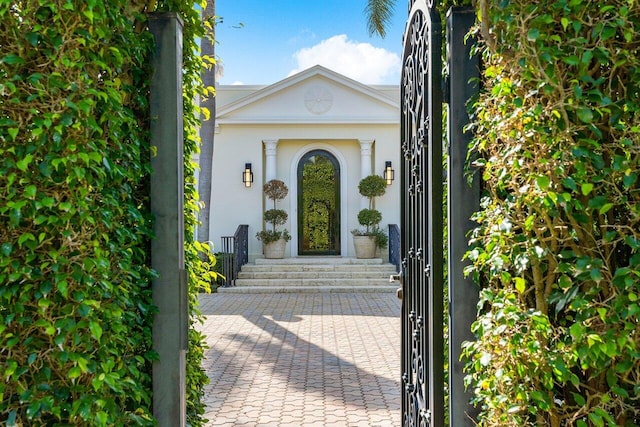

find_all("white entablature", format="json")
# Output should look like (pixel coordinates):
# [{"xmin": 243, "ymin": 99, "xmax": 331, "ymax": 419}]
[{"xmin": 216, "ymin": 65, "xmax": 399, "ymax": 126}]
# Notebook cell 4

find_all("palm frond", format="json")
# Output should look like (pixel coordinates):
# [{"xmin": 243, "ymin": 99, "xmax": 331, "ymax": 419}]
[{"xmin": 365, "ymin": 0, "xmax": 396, "ymax": 38}]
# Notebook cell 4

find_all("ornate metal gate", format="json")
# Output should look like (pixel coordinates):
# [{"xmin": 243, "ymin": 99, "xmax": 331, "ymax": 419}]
[
  {"xmin": 396, "ymin": 2, "xmax": 480, "ymax": 425},
  {"xmin": 399, "ymin": 1, "xmax": 444, "ymax": 425}
]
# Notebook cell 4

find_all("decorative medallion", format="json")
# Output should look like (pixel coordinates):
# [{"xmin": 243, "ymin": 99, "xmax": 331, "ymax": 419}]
[{"xmin": 304, "ymin": 85, "xmax": 333, "ymax": 115}]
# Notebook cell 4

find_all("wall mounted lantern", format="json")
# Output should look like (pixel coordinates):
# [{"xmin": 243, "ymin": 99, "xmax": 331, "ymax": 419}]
[
  {"xmin": 242, "ymin": 163, "xmax": 253, "ymax": 188},
  {"xmin": 384, "ymin": 161, "xmax": 395, "ymax": 185}
]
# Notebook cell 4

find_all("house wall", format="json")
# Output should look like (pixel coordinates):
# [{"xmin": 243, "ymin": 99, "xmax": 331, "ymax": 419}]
[
  {"xmin": 208, "ymin": 68, "xmax": 400, "ymax": 261},
  {"xmin": 210, "ymin": 123, "xmax": 400, "ymax": 261}
]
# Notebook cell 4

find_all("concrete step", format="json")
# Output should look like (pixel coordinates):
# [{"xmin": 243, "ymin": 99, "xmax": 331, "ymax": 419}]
[
  {"xmin": 240, "ymin": 264, "xmax": 395, "ymax": 273},
  {"xmin": 253, "ymin": 257, "xmax": 384, "ymax": 265},
  {"xmin": 217, "ymin": 285, "xmax": 398, "ymax": 294},
  {"xmin": 220, "ymin": 257, "xmax": 398, "ymax": 294},
  {"xmin": 237, "ymin": 271, "xmax": 394, "ymax": 279},
  {"xmin": 234, "ymin": 278, "xmax": 394, "ymax": 287}
]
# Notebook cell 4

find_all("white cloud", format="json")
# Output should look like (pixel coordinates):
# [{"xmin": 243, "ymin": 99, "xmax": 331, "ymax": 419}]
[
  {"xmin": 288, "ymin": 35, "xmax": 400, "ymax": 84},
  {"xmin": 230, "ymin": 81, "xmax": 245, "ymax": 85}
]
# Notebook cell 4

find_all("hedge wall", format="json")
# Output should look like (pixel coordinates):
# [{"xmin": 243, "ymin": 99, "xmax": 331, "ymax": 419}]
[
  {"xmin": 0, "ymin": 1, "xmax": 214, "ymax": 425},
  {"xmin": 465, "ymin": 0, "xmax": 640, "ymax": 425}
]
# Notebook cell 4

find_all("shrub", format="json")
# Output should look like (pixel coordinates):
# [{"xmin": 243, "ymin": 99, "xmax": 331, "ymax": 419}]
[
  {"xmin": 0, "ymin": 2, "xmax": 213, "ymax": 425},
  {"xmin": 464, "ymin": 0, "xmax": 640, "ymax": 425},
  {"xmin": 358, "ymin": 174, "xmax": 387, "ymax": 201},
  {"xmin": 0, "ymin": 2, "xmax": 156, "ymax": 424},
  {"xmin": 263, "ymin": 209, "xmax": 288, "ymax": 226},
  {"xmin": 357, "ymin": 208, "xmax": 383, "ymax": 230},
  {"xmin": 263, "ymin": 179, "xmax": 289, "ymax": 201}
]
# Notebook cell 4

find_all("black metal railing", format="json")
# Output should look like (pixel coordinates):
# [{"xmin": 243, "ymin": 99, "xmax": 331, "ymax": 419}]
[
  {"xmin": 388, "ymin": 223, "xmax": 401, "ymax": 272},
  {"xmin": 220, "ymin": 224, "xmax": 249, "ymax": 287}
]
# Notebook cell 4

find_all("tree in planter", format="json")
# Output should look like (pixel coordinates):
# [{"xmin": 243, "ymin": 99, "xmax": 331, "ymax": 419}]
[
  {"xmin": 256, "ymin": 179, "xmax": 291, "ymax": 244},
  {"xmin": 352, "ymin": 175, "xmax": 389, "ymax": 249}
]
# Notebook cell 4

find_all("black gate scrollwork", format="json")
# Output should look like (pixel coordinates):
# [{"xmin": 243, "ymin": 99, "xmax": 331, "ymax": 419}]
[{"xmin": 400, "ymin": 1, "xmax": 444, "ymax": 426}]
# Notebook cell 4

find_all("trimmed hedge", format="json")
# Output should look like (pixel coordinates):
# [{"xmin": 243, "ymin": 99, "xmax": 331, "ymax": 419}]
[
  {"xmin": 465, "ymin": 0, "xmax": 640, "ymax": 425},
  {"xmin": 0, "ymin": 1, "xmax": 214, "ymax": 425}
]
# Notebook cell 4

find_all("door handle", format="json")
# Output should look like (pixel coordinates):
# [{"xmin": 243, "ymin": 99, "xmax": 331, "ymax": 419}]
[{"xmin": 390, "ymin": 273, "xmax": 404, "ymax": 300}]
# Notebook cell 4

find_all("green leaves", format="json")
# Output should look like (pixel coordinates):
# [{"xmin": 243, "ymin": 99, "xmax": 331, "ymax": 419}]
[
  {"xmin": 581, "ymin": 182, "xmax": 594, "ymax": 195},
  {"xmin": 536, "ymin": 175, "xmax": 550, "ymax": 190},
  {"xmin": 576, "ymin": 107, "xmax": 593, "ymax": 123},
  {"xmin": 527, "ymin": 28, "xmax": 540, "ymax": 41},
  {"xmin": 89, "ymin": 321, "xmax": 103, "ymax": 342},
  {"xmin": 0, "ymin": 1, "xmax": 165, "ymax": 424},
  {"xmin": 7, "ymin": 128, "xmax": 19, "ymax": 140},
  {"xmin": 1, "ymin": 242, "xmax": 12, "ymax": 256},
  {"xmin": 16, "ymin": 154, "xmax": 34, "ymax": 172},
  {"xmin": 514, "ymin": 277, "xmax": 526, "ymax": 294},
  {"xmin": 466, "ymin": 0, "xmax": 640, "ymax": 424},
  {"xmin": 17, "ymin": 232, "xmax": 36, "ymax": 247},
  {"xmin": 1, "ymin": 53, "xmax": 25, "ymax": 65}
]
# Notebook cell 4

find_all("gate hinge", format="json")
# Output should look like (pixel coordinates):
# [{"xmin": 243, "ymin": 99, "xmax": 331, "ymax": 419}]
[{"xmin": 442, "ymin": 75, "xmax": 450, "ymax": 104}]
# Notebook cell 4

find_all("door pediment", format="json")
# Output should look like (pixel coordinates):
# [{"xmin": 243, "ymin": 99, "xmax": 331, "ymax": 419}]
[{"xmin": 216, "ymin": 65, "xmax": 399, "ymax": 125}]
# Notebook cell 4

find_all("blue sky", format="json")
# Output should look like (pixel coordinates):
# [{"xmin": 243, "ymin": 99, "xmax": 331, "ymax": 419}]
[{"xmin": 214, "ymin": 1, "xmax": 408, "ymax": 86}]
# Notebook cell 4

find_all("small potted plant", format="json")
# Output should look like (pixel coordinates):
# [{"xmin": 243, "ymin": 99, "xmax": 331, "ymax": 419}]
[
  {"xmin": 351, "ymin": 175, "xmax": 388, "ymax": 258},
  {"xmin": 256, "ymin": 179, "xmax": 291, "ymax": 258}
]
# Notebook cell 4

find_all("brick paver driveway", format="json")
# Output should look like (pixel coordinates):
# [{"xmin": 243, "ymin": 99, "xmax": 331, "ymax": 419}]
[{"xmin": 198, "ymin": 292, "xmax": 401, "ymax": 427}]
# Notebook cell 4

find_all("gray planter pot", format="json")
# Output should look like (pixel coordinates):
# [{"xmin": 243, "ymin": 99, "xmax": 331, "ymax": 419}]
[
  {"xmin": 264, "ymin": 237, "xmax": 287, "ymax": 259},
  {"xmin": 353, "ymin": 235, "xmax": 377, "ymax": 259}
]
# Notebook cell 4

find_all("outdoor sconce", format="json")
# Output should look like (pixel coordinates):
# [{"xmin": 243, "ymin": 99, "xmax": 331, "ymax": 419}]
[
  {"xmin": 242, "ymin": 163, "xmax": 253, "ymax": 188},
  {"xmin": 384, "ymin": 161, "xmax": 395, "ymax": 185}
]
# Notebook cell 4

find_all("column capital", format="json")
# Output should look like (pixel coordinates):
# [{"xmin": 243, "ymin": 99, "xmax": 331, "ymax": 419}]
[
  {"xmin": 263, "ymin": 139, "xmax": 279, "ymax": 156},
  {"xmin": 263, "ymin": 139, "xmax": 279, "ymax": 182},
  {"xmin": 358, "ymin": 139, "xmax": 374, "ymax": 156}
]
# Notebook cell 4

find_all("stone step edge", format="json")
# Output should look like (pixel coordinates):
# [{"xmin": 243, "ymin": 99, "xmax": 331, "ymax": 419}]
[
  {"xmin": 253, "ymin": 257, "xmax": 386, "ymax": 265},
  {"xmin": 238, "ymin": 265, "xmax": 395, "ymax": 276},
  {"xmin": 234, "ymin": 279, "xmax": 394, "ymax": 285},
  {"xmin": 237, "ymin": 271, "xmax": 396, "ymax": 280},
  {"xmin": 217, "ymin": 285, "xmax": 398, "ymax": 294}
]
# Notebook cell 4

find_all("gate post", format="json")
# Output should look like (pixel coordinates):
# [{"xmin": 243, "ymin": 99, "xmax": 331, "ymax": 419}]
[
  {"xmin": 446, "ymin": 7, "xmax": 480, "ymax": 426},
  {"xmin": 149, "ymin": 13, "xmax": 188, "ymax": 427}
]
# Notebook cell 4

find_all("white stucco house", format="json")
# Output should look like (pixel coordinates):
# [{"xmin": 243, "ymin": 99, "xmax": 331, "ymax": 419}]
[{"xmin": 205, "ymin": 65, "xmax": 400, "ymax": 261}]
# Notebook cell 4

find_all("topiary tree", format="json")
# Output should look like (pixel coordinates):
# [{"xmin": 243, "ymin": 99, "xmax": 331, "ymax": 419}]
[
  {"xmin": 256, "ymin": 179, "xmax": 291, "ymax": 244},
  {"xmin": 352, "ymin": 175, "xmax": 388, "ymax": 248}
]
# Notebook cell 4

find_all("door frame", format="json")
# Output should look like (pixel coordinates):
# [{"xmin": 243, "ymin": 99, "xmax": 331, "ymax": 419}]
[
  {"xmin": 296, "ymin": 149, "xmax": 341, "ymax": 255},
  {"xmin": 289, "ymin": 143, "xmax": 349, "ymax": 257}
]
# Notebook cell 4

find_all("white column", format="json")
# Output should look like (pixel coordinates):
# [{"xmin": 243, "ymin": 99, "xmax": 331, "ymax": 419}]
[
  {"xmin": 359, "ymin": 139, "xmax": 374, "ymax": 209},
  {"xmin": 263, "ymin": 139, "xmax": 279, "ymax": 182}
]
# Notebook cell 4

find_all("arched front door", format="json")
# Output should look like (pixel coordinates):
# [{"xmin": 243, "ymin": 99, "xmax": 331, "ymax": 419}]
[{"xmin": 297, "ymin": 149, "xmax": 340, "ymax": 255}]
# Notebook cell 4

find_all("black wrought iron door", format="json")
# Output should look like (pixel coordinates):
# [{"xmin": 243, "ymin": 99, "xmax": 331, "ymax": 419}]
[
  {"xmin": 399, "ymin": 1, "xmax": 444, "ymax": 426},
  {"xmin": 297, "ymin": 149, "xmax": 340, "ymax": 255}
]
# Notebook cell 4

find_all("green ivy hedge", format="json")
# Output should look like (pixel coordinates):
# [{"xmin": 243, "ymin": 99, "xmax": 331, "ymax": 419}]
[
  {"xmin": 0, "ymin": 1, "xmax": 214, "ymax": 425},
  {"xmin": 465, "ymin": 0, "xmax": 640, "ymax": 425},
  {"xmin": 169, "ymin": 0, "xmax": 218, "ymax": 424}
]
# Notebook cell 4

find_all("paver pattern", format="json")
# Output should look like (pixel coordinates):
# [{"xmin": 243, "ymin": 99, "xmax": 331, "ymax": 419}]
[{"xmin": 198, "ymin": 292, "xmax": 402, "ymax": 427}]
